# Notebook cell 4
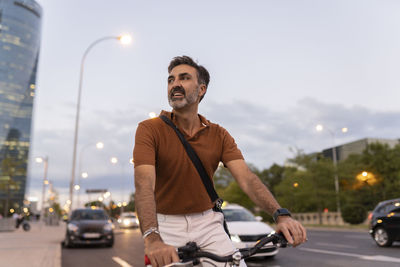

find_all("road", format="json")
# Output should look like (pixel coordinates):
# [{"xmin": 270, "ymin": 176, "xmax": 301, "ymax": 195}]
[{"xmin": 62, "ymin": 228, "xmax": 400, "ymax": 267}]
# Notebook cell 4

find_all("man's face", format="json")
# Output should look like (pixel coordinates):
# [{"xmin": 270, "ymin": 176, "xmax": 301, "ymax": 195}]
[{"xmin": 167, "ymin": 64, "xmax": 205, "ymax": 110}]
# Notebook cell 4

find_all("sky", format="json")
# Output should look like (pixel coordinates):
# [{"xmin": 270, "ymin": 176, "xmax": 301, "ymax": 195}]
[{"xmin": 27, "ymin": 0, "xmax": 400, "ymax": 208}]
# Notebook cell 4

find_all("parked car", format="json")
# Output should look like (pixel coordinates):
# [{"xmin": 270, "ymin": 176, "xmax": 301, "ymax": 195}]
[
  {"xmin": 117, "ymin": 212, "xmax": 140, "ymax": 228},
  {"xmin": 369, "ymin": 198, "xmax": 400, "ymax": 247},
  {"xmin": 222, "ymin": 204, "xmax": 279, "ymax": 258},
  {"xmin": 64, "ymin": 208, "xmax": 114, "ymax": 248}
]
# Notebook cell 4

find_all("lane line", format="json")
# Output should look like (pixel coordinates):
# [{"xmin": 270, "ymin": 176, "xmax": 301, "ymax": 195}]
[
  {"xmin": 112, "ymin": 256, "xmax": 133, "ymax": 267},
  {"xmin": 315, "ymin": 242, "xmax": 357, "ymax": 249},
  {"xmin": 345, "ymin": 234, "xmax": 371, "ymax": 240},
  {"xmin": 299, "ymin": 248, "xmax": 400, "ymax": 263}
]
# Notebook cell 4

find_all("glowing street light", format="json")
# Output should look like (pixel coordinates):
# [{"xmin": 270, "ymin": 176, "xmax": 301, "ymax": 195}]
[
  {"xmin": 96, "ymin": 142, "xmax": 104, "ymax": 149},
  {"xmin": 118, "ymin": 34, "xmax": 132, "ymax": 45},
  {"xmin": 69, "ymin": 34, "xmax": 132, "ymax": 212},
  {"xmin": 110, "ymin": 157, "xmax": 118, "ymax": 164},
  {"xmin": 149, "ymin": 112, "xmax": 157, "ymax": 118},
  {"xmin": 74, "ymin": 184, "xmax": 80, "ymax": 191},
  {"xmin": 81, "ymin": 172, "xmax": 88, "ymax": 179}
]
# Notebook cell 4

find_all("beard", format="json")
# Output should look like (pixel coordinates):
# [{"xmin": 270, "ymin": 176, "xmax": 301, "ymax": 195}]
[{"xmin": 168, "ymin": 86, "xmax": 199, "ymax": 109}]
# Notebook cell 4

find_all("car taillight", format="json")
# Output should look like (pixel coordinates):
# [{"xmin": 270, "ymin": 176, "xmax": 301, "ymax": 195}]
[{"xmin": 368, "ymin": 212, "xmax": 373, "ymax": 221}]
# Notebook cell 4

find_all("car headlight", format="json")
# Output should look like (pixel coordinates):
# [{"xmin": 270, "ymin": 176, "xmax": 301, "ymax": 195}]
[
  {"xmin": 135, "ymin": 218, "xmax": 139, "ymax": 225},
  {"xmin": 67, "ymin": 223, "xmax": 79, "ymax": 232},
  {"xmin": 103, "ymin": 223, "xmax": 113, "ymax": 232},
  {"xmin": 231, "ymin": 234, "xmax": 241, "ymax": 243},
  {"xmin": 123, "ymin": 219, "xmax": 131, "ymax": 226}
]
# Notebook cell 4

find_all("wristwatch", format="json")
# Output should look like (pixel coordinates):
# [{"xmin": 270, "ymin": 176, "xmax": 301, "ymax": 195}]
[{"xmin": 273, "ymin": 208, "xmax": 291, "ymax": 223}]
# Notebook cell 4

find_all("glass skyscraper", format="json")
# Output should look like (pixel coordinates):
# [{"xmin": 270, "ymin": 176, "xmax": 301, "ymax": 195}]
[{"xmin": 0, "ymin": 0, "xmax": 42, "ymax": 216}]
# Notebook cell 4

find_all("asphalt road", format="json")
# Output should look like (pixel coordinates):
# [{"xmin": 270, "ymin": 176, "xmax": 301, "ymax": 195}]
[{"xmin": 62, "ymin": 228, "xmax": 400, "ymax": 267}]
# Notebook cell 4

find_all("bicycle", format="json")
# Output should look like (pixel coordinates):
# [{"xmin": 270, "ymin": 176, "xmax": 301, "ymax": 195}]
[{"xmin": 145, "ymin": 232, "xmax": 288, "ymax": 267}]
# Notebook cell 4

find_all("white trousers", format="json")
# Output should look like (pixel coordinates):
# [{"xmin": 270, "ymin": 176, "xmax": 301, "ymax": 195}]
[{"xmin": 157, "ymin": 209, "xmax": 246, "ymax": 267}]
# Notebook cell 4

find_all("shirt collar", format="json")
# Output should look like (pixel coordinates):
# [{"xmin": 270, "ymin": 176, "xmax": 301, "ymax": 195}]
[{"xmin": 159, "ymin": 110, "xmax": 210, "ymax": 127}]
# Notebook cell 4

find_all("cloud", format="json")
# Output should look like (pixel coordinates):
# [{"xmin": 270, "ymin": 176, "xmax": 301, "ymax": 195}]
[{"xmin": 28, "ymin": 98, "xmax": 400, "ymax": 204}]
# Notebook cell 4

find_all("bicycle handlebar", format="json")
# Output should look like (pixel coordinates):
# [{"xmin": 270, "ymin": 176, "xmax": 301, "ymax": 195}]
[{"xmin": 145, "ymin": 232, "xmax": 288, "ymax": 266}]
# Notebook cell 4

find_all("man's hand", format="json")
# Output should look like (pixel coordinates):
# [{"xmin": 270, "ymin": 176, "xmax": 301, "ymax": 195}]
[
  {"xmin": 145, "ymin": 237, "xmax": 179, "ymax": 267},
  {"xmin": 275, "ymin": 216, "xmax": 307, "ymax": 247}
]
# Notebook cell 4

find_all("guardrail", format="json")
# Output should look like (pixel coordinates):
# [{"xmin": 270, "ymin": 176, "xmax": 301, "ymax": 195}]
[{"xmin": 292, "ymin": 212, "xmax": 368, "ymax": 226}]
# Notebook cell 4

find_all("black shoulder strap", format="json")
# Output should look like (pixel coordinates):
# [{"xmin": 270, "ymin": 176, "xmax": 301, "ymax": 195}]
[{"xmin": 159, "ymin": 115, "xmax": 219, "ymax": 203}]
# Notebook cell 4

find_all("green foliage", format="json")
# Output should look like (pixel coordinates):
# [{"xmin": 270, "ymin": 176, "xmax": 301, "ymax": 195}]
[
  {"xmin": 126, "ymin": 193, "xmax": 135, "ymax": 212},
  {"xmin": 360, "ymin": 143, "xmax": 400, "ymax": 201},
  {"xmin": 221, "ymin": 181, "xmax": 254, "ymax": 210},
  {"xmin": 214, "ymin": 166, "xmax": 234, "ymax": 194},
  {"xmin": 274, "ymin": 153, "xmax": 336, "ymax": 213},
  {"xmin": 341, "ymin": 204, "xmax": 367, "ymax": 224},
  {"xmin": 209, "ymin": 141, "xmax": 400, "ymax": 220}
]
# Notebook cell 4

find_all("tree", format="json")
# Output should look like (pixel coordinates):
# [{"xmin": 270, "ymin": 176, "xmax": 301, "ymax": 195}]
[
  {"xmin": 274, "ymin": 153, "xmax": 336, "ymax": 223},
  {"xmin": 361, "ymin": 143, "xmax": 400, "ymax": 201}
]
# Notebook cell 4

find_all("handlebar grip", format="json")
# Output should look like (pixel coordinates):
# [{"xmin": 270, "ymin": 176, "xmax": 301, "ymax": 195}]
[{"xmin": 274, "ymin": 232, "xmax": 288, "ymax": 247}]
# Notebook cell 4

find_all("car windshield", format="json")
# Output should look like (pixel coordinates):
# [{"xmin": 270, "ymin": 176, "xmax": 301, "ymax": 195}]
[
  {"xmin": 123, "ymin": 215, "xmax": 136, "ymax": 218},
  {"xmin": 71, "ymin": 210, "xmax": 108, "ymax": 221},
  {"xmin": 223, "ymin": 209, "xmax": 257, "ymax": 222}
]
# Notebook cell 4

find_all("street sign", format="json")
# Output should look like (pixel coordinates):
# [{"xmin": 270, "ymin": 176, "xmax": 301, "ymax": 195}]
[{"xmin": 86, "ymin": 189, "xmax": 108, "ymax": 193}]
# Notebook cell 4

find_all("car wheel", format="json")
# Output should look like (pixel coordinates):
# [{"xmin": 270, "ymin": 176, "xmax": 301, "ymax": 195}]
[
  {"xmin": 374, "ymin": 227, "xmax": 393, "ymax": 247},
  {"xmin": 64, "ymin": 235, "xmax": 74, "ymax": 248},
  {"xmin": 105, "ymin": 240, "xmax": 114, "ymax": 248}
]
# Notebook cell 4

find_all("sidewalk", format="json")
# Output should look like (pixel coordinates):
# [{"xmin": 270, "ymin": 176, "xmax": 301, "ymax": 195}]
[{"xmin": 0, "ymin": 221, "xmax": 65, "ymax": 267}]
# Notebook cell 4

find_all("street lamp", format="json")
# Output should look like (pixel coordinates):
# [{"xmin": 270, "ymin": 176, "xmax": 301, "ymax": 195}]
[
  {"xmin": 76, "ymin": 141, "xmax": 104, "ymax": 208},
  {"xmin": 69, "ymin": 34, "xmax": 132, "ymax": 211},
  {"xmin": 35, "ymin": 156, "xmax": 48, "ymax": 224},
  {"xmin": 110, "ymin": 157, "xmax": 134, "ymax": 214},
  {"xmin": 316, "ymin": 124, "xmax": 348, "ymax": 215}
]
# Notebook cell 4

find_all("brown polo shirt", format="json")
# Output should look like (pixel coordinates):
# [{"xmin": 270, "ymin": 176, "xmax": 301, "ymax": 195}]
[{"xmin": 133, "ymin": 110, "xmax": 244, "ymax": 214}]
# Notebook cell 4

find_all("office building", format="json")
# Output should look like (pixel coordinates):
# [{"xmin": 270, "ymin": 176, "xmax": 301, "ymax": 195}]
[
  {"xmin": 0, "ymin": 0, "xmax": 42, "ymax": 215},
  {"xmin": 322, "ymin": 138, "xmax": 400, "ymax": 162}
]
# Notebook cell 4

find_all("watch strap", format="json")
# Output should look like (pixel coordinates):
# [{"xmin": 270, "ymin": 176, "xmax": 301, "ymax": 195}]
[{"xmin": 273, "ymin": 208, "xmax": 291, "ymax": 223}]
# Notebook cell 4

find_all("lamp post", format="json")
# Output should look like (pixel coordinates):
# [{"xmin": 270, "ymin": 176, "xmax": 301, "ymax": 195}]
[
  {"xmin": 35, "ymin": 156, "xmax": 49, "ymax": 225},
  {"xmin": 76, "ymin": 141, "xmax": 104, "ymax": 208},
  {"xmin": 69, "ymin": 35, "xmax": 132, "ymax": 211},
  {"xmin": 316, "ymin": 124, "xmax": 348, "ymax": 215},
  {"xmin": 110, "ymin": 157, "xmax": 134, "ymax": 214}
]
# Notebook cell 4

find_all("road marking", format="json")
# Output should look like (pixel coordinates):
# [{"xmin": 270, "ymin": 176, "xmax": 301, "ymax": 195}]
[
  {"xmin": 299, "ymin": 248, "xmax": 400, "ymax": 263},
  {"xmin": 345, "ymin": 234, "xmax": 370, "ymax": 240},
  {"xmin": 112, "ymin": 256, "xmax": 133, "ymax": 267},
  {"xmin": 315, "ymin": 242, "xmax": 357, "ymax": 249}
]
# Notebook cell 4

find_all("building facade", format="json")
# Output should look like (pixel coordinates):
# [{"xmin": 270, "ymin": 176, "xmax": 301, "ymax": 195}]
[
  {"xmin": 322, "ymin": 138, "xmax": 400, "ymax": 162},
  {"xmin": 0, "ymin": 0, "xmax": 42, "ymax": 215}
]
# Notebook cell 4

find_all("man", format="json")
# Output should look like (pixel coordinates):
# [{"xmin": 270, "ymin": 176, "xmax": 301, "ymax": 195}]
[{"xmin": 134, "ymin": 56, "xmax": 307, "ymax": 267}]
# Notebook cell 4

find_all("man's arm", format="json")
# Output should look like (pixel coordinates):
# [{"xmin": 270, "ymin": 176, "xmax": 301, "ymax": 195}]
[
  {"xmin": 225, "ymin": 159, "xmax": 307, "ymax": 246},
  {"xmin": 134, "ymin": 165, "xmax": 179, "ymax": 266}
]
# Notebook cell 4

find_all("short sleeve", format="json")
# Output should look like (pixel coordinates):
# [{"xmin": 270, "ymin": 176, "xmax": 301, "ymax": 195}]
[
  {"xmin": 221, "ymin": 127, "xmax": 244, "ymax": 164},
  {"xmin": 133, "ymin": 122, "xmax": 157, "ymax": 167}
]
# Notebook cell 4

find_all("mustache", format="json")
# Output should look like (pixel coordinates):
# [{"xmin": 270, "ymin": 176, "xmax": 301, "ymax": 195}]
[{"xmin": 170, "ymin": 86, "xmax": 186, "ymax": 97}]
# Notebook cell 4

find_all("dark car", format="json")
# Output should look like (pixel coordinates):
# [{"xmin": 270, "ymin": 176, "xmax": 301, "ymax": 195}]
[
  {"xmin": 369, "ymin": 198, "xmax": 400, "ymax": 247},
  {"xmin": 64, "ymin": 208, "xmax": 114, "ymax": 248}
]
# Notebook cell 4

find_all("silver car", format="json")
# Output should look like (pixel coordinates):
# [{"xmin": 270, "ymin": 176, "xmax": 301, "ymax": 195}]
[
  {"xmin": 118, "ymin": 212, "xmax": 140, "ymax": 228},
  {"xmin": 222, "ymin": 204, "xmax": 279, "ymax": 258}
]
